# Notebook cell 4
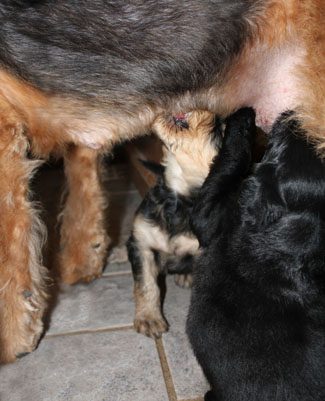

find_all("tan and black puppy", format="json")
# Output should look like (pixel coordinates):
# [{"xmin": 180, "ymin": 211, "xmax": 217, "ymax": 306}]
[{"xmin": 127, "ymin": 111, "xmax": 222, "ymax": 338}]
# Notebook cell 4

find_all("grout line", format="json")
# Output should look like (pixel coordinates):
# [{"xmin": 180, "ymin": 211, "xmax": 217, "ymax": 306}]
[
  {"xmin": 44, "ymin": 324, "xmax": 134, "ymax": 339},
  {"xmin": 101, "ymin": 271, "xmax": 132, "ymax": 278},
  {"xmin": 155, "ymin": 337, "xmax": 178, "ymax": 401},
  {"xmin": 180, "ymin": 398, "xmax": 204, "ymax": 401}
]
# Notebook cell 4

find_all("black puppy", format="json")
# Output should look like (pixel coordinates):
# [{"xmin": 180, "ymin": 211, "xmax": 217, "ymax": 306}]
[{"xmin": 187, "ymin": 108, "xmax": 325, "ymax": 401}]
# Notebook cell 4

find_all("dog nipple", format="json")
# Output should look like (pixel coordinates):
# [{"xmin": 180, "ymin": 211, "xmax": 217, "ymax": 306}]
[{"xmin": 173, "ymin": 113, "xmax": 189, "ymax": 129}]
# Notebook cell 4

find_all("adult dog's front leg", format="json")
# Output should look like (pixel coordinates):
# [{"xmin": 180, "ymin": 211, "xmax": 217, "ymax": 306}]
[
  {"xmin": 191, "ymin": 108, "xmax": 256, "ymax": 247},
  {"xmin": 0, "ymin": 101, "xmax": 47, "ymax": 363},
  {"xmin": 58, "ymin": 146, "xmax": 109, "ymax": 284}
]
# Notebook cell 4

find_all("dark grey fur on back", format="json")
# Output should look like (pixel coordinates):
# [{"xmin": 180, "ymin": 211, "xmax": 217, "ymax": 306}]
[{"xmin": 0, "ymin": 1, "xmax": 257, "ymax": 104}]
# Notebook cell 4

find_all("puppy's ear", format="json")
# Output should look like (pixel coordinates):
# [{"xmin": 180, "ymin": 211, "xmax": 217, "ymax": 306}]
[
  {"xmin": 139, "ymin": 159, "xmax": 165, "ymax": 176},
  {"xmin": 211, "ymin": 116, "xmax": 224, "ymax": 146}
]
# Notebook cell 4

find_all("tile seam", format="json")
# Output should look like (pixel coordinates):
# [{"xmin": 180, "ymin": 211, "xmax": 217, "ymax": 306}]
[
  {"xmin": 155, "ymin": 338, "xmax": 178, "ymax": 401},
  {"xmin": 101, "ymin": 271, "xmax": 132, "ymax": 278},
  {"xmin": 45, "ymin": 324, "xmax": 134, "ymax": 339},
  {"xmin": 180, "ymin": 398, "xmax": 204, "ymax": 401}
]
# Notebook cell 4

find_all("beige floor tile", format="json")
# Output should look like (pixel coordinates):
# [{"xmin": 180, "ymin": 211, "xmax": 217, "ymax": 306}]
[
  {"xmin": 0, "ymin": 330, "xmax": 168, "ymax": 401},
  {"xmin": 162, "ymin": 277, "xmax": 209, "ymax": 400},
  {"xmin": 47, "ymin": 275, "xmax": 134, "ymax": 335}
]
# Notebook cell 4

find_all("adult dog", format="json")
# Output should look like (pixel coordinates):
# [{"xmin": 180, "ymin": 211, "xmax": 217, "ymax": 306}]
[
  {"xmin": 0, "ymin": 1, "xmax": 323, "ymax": 362},
  {"xmin": 187, "ymin": 107, "xmax": 325, "ymax": 401}
]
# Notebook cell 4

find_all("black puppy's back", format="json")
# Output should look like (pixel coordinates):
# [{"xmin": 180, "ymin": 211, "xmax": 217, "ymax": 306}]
[{"xmin": 187, "ymin": 109, "xmax": 325, "ymax": 401}]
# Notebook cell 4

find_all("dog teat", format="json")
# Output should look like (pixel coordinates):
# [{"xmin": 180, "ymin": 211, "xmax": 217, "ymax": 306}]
[{"xmin": 173, "ymin": 113, "xmax": 189, "ymax": 129}]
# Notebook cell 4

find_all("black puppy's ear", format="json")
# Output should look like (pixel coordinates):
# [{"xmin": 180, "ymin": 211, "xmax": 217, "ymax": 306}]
[
  {"xmin": 222, "ymin": 107, "xmax": 256, "ymax": 151},
  {"xmin": 210, "ymin": 116, "xmax": 224, "ymax": 145},
  {"xmin": 269, "ymin": 110, "xmax": 300, "ymax": 144},
  {"xmin": 139, "ymin": 159, "xmax": 165, "ymax": 176},
  {"xmin": 225, "ymin": 107, "xmax": 256, "ymax": 134}
]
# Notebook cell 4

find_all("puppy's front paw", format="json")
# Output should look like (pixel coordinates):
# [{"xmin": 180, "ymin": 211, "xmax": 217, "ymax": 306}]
[
  {"xmin": 174, "ymin": 274, "xmax": 193, "ymax": 288},
  {"xmin": 134, "ymin": 313, "xmax": 169, "ymax": 339}
]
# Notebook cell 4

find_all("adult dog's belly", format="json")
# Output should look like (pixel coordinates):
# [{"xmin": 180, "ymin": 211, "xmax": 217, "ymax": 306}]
[
  {"xmin": 220, "ymin": 43, "xmax": 305, "ymax": 133},
  {"xmin": 0, "ymin": 40, "xmax": 307, "ymax": 152},
  {"xmin": 0, "ymin": 0, "xmax": 322, "ymax": 153}
]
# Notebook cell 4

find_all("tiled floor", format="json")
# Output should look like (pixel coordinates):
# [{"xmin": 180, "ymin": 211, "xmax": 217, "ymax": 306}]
[{"xmin": 1, "ymin": 160, "xmax": 208, "ymax": 401}]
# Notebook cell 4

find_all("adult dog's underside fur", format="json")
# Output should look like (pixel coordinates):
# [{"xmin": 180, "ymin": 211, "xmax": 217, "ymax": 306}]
[
  {"xmin": 0, "ymin": 0, "xmax": 323, "ymax": 151},
  {"xmin": 0, "ymin": 0, "xmax": 323, "ymax": 363}
]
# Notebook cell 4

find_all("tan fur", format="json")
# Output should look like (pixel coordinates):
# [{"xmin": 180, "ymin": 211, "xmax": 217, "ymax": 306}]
[
  {"xmin": 220, "ymin": 0, "xmax": 325, "ymax": 150},
  {"xmin": 0, "ymin": 97, "xmax": 47, "ymax": 363},
  {"xmin": 260, "ymin": 0, "xmax": 325, "ymax": 149},
  {"xmin": 0, "ymin": 90, "xmax": 111, "ymax": 361},
  {"xmin": 0, "ymin": 1, "xmax": 323, "ymax": 152},
  {"xmin": 132, "ymin": 217, "xmax": 169, "ymax": 337},
  {"xmin": 133, "ymin": 282, "xmax": 168, "ymax": 338},
  {"xmin": 132, "ymin": 111, "xmax": 214, "ymax": 338},
  {"xmin": 0, "ymin": 0, "xmax": 323, "ymax": 152},
  {"xmin": 153, "ymin": 111, "xmax": 218, "ymax": 196},
  {"xmin": 293, "ymin": 0, "xmax": 325, "ymax": 152},
  {"xmin": 0, "ymin": 0, "xmax": 323, "ymax": 361},
  {"xmin": 0, "ymin": 70, "xmax": 157, "ymax": 155},
  {"xmin": 134, "ymin": 216, "xmax": 199, "ymax": 257},
  {"xmin": 132, "ymin": 216, "xmax": 200, "ymax": 338},
  {"xmin": 132, "ymin": 206, "xmax": 200, "ymax": 338},
  {"xmin": 58, "ymin": 146, "xmax": 110, "ymax": 284},
  {"xmin": 174, "ymin": 274, "xmax": 193, "ymax": 288}
]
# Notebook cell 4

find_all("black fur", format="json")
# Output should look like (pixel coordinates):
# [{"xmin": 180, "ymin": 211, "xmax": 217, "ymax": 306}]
[
  {"xmin": 127, "ymin": 118, "xmax": 222, "ymax": 282},
  {"xmin": 127, "ymin": 157, "xmax": 197, "ymax": 282},
  {"xmin": 127, "ymin": 175, "xmax": 196, "ymax": 281},
  {"xmin": 135, "ymin": 173, "xmax": 194, "ymax": 237},
  {"xmin": 0, "ymin": 1, "xmax": 256, "ymax": 106},
  {"xmin": 187, "ymin": 108, "xmax": 325, "ymax": 401}
]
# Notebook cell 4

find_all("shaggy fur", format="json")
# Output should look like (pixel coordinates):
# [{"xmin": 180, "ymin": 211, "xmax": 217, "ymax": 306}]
[
  {"xmin": 0, "ymin": 0, "xmax": 323, "ymax": 363},
  {"xmin": 58, "ymin": 146, "xmax": 109, "ymax": 284},
  {"xmin": 127, "ymin": 111, "xmax": 221, "ymax": 338},
  {"xmin": 187, "ymin": 108, "xmax": 325, "ymax": 401}
]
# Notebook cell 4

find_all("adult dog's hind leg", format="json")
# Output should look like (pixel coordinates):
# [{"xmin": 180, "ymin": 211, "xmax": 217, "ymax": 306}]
[
  {"xmin": 58, "ymin": 146, "xmax": 109, "ymax": 284},
  {"xmin": 0, "ymin": 100, "xmax": 47, "ymax": 363}
]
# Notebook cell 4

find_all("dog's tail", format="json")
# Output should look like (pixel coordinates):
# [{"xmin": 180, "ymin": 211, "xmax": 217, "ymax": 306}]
[{"xmin": 139, "ymin": 159, "xmax": 165, "ymax": 177}]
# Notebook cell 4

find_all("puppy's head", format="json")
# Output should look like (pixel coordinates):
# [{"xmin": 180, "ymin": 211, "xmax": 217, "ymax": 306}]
[{"xmin": 152, "ymin": 111, "xmax": 222, "ymax": 196}]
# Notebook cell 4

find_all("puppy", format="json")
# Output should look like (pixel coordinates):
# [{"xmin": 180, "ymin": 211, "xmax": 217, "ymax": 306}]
[
  {"xmin": 127, "ymin": 111, "xmax": 222, "ymax": 338},
  {"xmin": 187, "ymin": 108, "xmax": 325, "ymax": 401}
]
